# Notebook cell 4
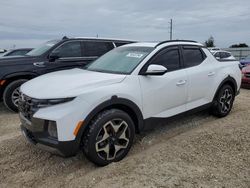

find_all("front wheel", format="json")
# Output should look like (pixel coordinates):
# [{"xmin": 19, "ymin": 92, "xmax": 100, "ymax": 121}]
[
  {"xmin": 211, "ymin": 84, "xmax": 235, "ymax": 117},
  {"xmin": 82, "ymin": 109, "xmax": 135, "ymax": 166},
  {"xmin": 3, "ymin": 79, "xmax": 28, "ymax": 112}
]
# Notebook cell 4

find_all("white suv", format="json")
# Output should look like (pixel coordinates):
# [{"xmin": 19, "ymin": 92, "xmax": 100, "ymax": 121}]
[
  {"xmin": 19, "ymin": 40, "xmax": 241, "ymax": 166},
  {"xmin": 213, "ymin": 50, "xmax": 236, "ymax": 60}
]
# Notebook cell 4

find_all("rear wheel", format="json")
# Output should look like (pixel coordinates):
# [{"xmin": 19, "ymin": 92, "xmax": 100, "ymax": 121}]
[
  {"xmin": 3, "ymin": 79, "xmax": 27, "ymax": 112},
  {"xmin": 82, "ymin": 109, "xmax": 135, "ymax": 166},
  {"xmin": 211, "ymin": 84, "xmax": 235, "ymax": 117}
]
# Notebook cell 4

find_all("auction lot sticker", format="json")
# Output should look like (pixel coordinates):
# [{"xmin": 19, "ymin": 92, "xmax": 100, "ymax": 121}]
[{"xmin": 126, "ymin": 53, "xmax": 144, "ymax": 58}]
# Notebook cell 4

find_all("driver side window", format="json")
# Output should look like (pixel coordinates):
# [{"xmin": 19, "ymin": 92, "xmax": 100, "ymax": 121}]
[
  {"xmin": 151, "ymin": 48, "xmax": 180, "ymax": 72},
  {"xmin": 52, "ymin": 41, "xmax": 81, "ymax": 58}
]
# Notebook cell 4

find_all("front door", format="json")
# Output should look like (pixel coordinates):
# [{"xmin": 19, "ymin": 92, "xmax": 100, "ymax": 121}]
[{"xmin": 139, "ymin": 46, "xmax": 188, "ymax": 119}]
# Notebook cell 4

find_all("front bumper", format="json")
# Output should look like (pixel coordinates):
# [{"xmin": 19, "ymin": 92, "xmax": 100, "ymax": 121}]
[{"xmin": 20, "ymin": 113, "xmax": 79, "ymax": 157}]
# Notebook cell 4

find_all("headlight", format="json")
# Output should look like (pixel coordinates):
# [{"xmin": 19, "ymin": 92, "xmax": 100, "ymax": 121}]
[{"xmin": 35, "ymin": 97, "xmax": 75, "ymax": 108}]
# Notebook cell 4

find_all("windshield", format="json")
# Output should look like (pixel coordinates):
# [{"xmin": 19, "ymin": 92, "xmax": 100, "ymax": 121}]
[
  {"xmin": 86, "ymin": 46, "xmax": 153, "ymax": 74},
  {"xmin": 27, "ymin": 40, "xmax": 59, "ymax": 56}
]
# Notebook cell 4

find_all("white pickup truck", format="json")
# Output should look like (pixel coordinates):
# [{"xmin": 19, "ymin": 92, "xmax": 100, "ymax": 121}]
[{"xmin": 19, "ymin": 40, "xmax": 241, "ymax": 166}]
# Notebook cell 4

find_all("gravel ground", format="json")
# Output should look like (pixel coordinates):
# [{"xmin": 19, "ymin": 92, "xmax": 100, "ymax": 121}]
[{"xmin": 0, "ymin": 89, "xmax": 249, "ymax": 188}]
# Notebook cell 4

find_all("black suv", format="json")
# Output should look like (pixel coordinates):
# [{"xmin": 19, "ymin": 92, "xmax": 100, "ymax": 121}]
[{"xmin": 0, "ymin": 37, "xmax": 134, "ymax": 112}]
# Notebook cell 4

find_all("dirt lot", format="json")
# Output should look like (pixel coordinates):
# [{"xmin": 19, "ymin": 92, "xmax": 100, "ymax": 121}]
[{"xmin": 0, "ymin": 89, "xmax": 249, "ymax": 188}]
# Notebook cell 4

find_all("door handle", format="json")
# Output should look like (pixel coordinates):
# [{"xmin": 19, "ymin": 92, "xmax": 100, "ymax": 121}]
[
  {"xmin": 33, "ymin": 62, "xmax": 45, "ymax": 67},
  {"xmin": 208, "ymin": 72, "xmax": 215, "ymax": 76},
  {"xmin": 176, "ymin": 80, "xmax": 186, "ymax": 86}
]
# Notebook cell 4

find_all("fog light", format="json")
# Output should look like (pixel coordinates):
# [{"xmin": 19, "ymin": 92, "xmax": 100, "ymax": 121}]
[{"xmin": 48, "ymin": 121, "xmax": 58, "ymax": 138}]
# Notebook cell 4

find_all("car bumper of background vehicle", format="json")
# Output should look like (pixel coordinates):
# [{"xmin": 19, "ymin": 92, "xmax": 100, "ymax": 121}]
[
  {"xmin": 241, "ymin": 77, "xmax": 250, "ymax": 88},
  {"xmin": 20, "ymin": 114, "xmax": 79, "ymax": 157},
  {"xmin": 242, "ymin": 77, "xmax": 250, "ymax": 83}
]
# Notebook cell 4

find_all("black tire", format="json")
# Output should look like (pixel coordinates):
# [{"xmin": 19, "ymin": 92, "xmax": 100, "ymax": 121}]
[
  {"xmin": 82, "ymin": 109, "xmax": 135, "ymax": 166},
  {"xmin": 211, "ymin": 84, "xmax": 235, "ymax": 117},
  {"xmin": 3, "ymin": 79, "xmax": 27, "ymax": 112}
]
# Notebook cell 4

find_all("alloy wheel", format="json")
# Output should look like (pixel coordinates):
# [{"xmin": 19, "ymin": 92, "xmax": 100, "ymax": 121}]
[
  {"xmin": 11, "ymin": 87, "xmax": 20, "ymax": 107},
  {"xmin": 219, "ymin": 88, "xmax": 233, "ymax": 114},
  {"xmin": 95, "ymin": 119, "xmax": 130, "ymax": 161}
]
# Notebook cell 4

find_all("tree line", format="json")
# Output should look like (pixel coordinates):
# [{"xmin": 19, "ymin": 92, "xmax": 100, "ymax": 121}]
[{"xmin": 204, "ymin": 36, "xmax": 249, "ymax": 48}]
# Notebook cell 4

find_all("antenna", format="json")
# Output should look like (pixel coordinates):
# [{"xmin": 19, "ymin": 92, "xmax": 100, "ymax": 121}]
[{"xmin": 169, "ymin": 19, "xmax": 173, "ymax": 40}]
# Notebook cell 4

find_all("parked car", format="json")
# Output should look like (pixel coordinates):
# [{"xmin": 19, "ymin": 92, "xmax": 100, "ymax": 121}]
[
  {"xmin": 208, "ymin": 47, "xmax": 221, "ymax": 53},
  {"xmin": 213, "ymin": 50, "xmax": 236, "ymax": 60},
  {"xmin": 2, "ymin": 48, "xmax": 33, "ymax": 57},
  {"xmin": 19, "ymin": 40, "xmax": 241, "ymax": 166},
  {"xmin": 240, "ymin": 55, "xmax": 250, "ymax": 67},
  {"xmin": 241, "ymin": 65, "xmax": 250, "ymax": 88},
  {"xmin": 0, "ymin": 49, "xmax": 7, "ymax": 56},
  {"xmin": 0, "ymin": 37, "xmax": 134, "ymax": 112}
]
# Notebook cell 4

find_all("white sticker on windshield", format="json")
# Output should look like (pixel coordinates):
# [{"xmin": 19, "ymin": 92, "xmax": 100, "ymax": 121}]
[
  {"xmin": 126, "ymin": 53, "xmax": 144, "ymax": 58},
  {"xmin": 47, "ymin": 43, "xmax": 55, "ymax": 46}
]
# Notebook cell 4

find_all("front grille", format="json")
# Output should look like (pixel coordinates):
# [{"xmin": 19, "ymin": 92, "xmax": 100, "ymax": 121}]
[{"xmin": 19, "ymin": 93, "xmax": 38, "ymax": 121}]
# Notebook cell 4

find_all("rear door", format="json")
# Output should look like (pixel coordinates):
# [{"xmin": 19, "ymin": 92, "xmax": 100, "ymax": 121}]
[
  {"xmin": 82, "ymin": 41, "xmax": 114, "ymax": 64},
  {"xmin": 182, "ymin": 46, "xmax": 216, "ymax": 110}
]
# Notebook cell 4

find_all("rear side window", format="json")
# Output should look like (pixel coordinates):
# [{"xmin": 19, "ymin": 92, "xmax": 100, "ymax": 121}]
[
  {"xmin": 83, "ymin": 41, "xmax": 114, "ymax": 57},
  {"xmin": 220, "ymin": 52, "xmax": 226, "ymax": 58},
  {"xmin": 214, "ymin": 52, "xmax": 220, "ymax": 58},
  {"xmin": 151, "ymin": 48, "xmax": 180, "ymax": 71},
  {"xmin": 183, "ymin": 47, "xmax": 205, "ymax": 68},
  {"xmin": 222, "ymin": 52, "xmax": 231, "ymax": 58}
]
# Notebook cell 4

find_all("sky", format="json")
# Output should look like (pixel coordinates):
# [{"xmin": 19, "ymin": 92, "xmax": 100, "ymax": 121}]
[{"xmin": 0, "ymin": 0, "xmax": 250, "ymax": 49}]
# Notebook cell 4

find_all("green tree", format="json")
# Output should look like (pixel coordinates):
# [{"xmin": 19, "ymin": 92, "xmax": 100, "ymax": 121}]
[{"xmin": 204, "ymin": 36, "xmax": 215, "ymax": 47}]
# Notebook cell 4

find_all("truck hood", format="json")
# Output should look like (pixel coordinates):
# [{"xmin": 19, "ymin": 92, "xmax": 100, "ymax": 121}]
[
  {"xmin": 21, "ymin": 68, "xmax": 126, "ymax": 99},
  {"xmin": 0, "ymin": 55, "xmax": 38, "ymax": 65}
]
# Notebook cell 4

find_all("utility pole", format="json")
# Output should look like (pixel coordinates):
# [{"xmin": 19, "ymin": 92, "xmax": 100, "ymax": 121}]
[{"xmin": 169, "ymin": 19, "xmax": 173, "ymax": 40}]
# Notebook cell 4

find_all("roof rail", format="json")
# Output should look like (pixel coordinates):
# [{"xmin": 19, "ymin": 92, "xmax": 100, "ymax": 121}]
[
  {"xmin": 156, "ymin": 40, "xmax": 198, "ymax": 47},
  {"xmin": 73, "ymin": 37, "xmax": 136, "ymax": 42}
]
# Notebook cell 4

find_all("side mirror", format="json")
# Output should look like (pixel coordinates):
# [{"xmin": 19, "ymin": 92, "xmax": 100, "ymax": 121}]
[
  {"xmin": 49, "ymin": 52, "xmax": 59, "ymax": 61},
  {"xmin": 144, "ymin": 64, "xmax": 167, "ymax": 75}
]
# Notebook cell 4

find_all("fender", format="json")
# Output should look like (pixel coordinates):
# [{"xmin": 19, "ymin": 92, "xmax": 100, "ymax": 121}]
[
  {"xmin": 213, "ymin": 75, "xmax": 238, "ymax": 100},
  {"xmin": 74, "ymin": 96, "xmax": 144, "ymax": 147},
  {"xmin": 3, "ymin": 72, "xmax": 38, "ymax": 80},
  {"xmin": 0, "ymin": 72, "xmax": 38, "ymax": 99}
]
